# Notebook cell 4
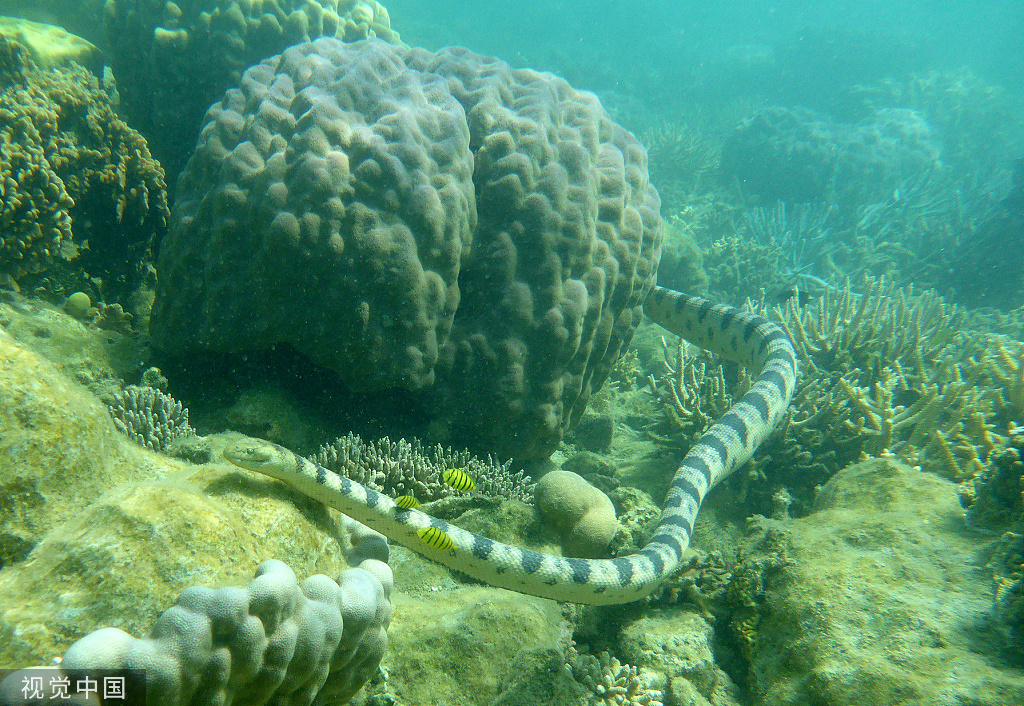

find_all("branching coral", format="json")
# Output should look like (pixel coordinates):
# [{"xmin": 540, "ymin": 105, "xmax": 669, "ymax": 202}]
[
  {"xmin": 639, "ymin": 119, "xmax": 720, "ymax": 212},
  {"xmin": 773, "ymin": 276, "xmax": 963, "ymax": 384},
  {"xmin": 108, "ymin": 385, "xmax": 194, "ymax": 453},
  {"xmin": 311, "ymin": 433, "xmax": 535, "ymax": 503},
  {"xmin": 692, "ymin": 277, "xmax": 1008, "ymax": 517},
  {"xmin": 982, "ymin": 338, "xmax": 1024, "ymax": 424},
  {"xmin": 645, "ymin": 336, "xmax": 746, "ymax": 448},
  {"xmin": 566, "ymin": 646, "xmax": 664, "ymax": 706},
  {"xmin": 701, "ymin": 234, "xmax": 788, "ymax": 305}
]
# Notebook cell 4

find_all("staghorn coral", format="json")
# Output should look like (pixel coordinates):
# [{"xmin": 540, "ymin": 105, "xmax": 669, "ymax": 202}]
[
  {"xmin": 0, "ymin": 34, "xmax": 167, "ymax": 300},
  {"xmin": 311, "ymin": 432, "xmax": 535, "ymax": 503},
  {"xmin": 701, "ymin": 233, "xmax": 788, "ymax": 306},
  {"xmin": 566, "ymin": 646, "xmax": 663, "ymax": 706},
  {"xmin": 717, "ymin": 278, "xmax": 1005, "ymax": 517},
  {"xmin": 108, "ymin": 384, "xmax": 194, "ymax": 453},
  {"xmin": 151, "ymin": 38, "xmax": 662, "ymax": 464},
  {"xmin": 742, "ymin": 200, "xmax": 840, "ymax": 284},
  {"xmin": 990, "ymin": 526, "xmax": 1024, "ymax": 665},
  {"xmin": 644, "ymin": 336, "xmax": 745, "ymax": 448},
  {"xmin": 772, "ymin": 276, "xmax": 963, "ymax": 384},
  {"xmin": 638, "ymin": 119, "xmax": 720, "ymax": 212},
  {"xmin": 102, "ymin": 0, "xmax": 399, "ymax": 180}
]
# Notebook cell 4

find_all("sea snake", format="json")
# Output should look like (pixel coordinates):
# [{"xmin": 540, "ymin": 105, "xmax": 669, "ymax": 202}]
[{"xmin": 224, "ymin": 285, "xmax": 798, "ymax": 604}]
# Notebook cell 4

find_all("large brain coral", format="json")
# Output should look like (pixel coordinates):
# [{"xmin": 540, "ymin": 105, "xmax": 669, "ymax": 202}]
[
  {"xmin": 151, "ymin": 38, "xmax": 662, "ymax": 462},
  {"xmin": 102, "ymin": 0, "xmax": 398, "ymax": 180}
]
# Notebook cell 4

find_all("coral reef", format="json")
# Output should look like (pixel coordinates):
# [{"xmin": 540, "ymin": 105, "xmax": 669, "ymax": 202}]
[
  {"xmin": 721, "ymin": 105, "xmax": 839, "ymax": 203},
  {"xmin": 745, "ymin": 278, "xmax": 999, "ymax": 512},
  {"xmin": 641, "ymin": 276, "xmax": 1007, "ymax": 519},
  {"xmin": 0, "ymin": 34, "xmax": 167, "ymax": 301},
  {"xmin": 101, "ymin": 0, "xmax": 399, "ymax": 180},
  {"xmin": 45, "ymin": 558, "xmax": 393, "ymax": 706},
  {"xmin": 312, "ymin": 433, "xmax": 535, "ymax": 503},
  {"xmin": 948, "ymin": 155, "xmax": 1024, "ymax": 310},
  {"xmin": 845, "ymin": 67, "xmax": 1022, "ymax": 180},
  {"xmin": 151, "ymin": 38, "xmax": 662, "ymax": 463},
  {"xmin": 638, "ymin": 119, "xmax": 720, "ymax": 213},
  {"xmin": 645, "ymin": 336, "xmax": 745, "ymax": 448},
  {"xmin": 991, "ymin": 528, "xmax": 1024, "ymax": 665},
  {"xmin": 653, "ymin": 219, "xmax": 710, "ymax": 296},
  {"xmin": 107, "ymin": 384, "xmax": 194, "ymax": 453},
  {"xmin": 0, "ymin": 1, "xmax": 108, "ymax": 50}
]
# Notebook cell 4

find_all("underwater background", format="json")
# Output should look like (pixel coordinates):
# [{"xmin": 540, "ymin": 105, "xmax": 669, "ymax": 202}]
[{"xmin": 1, "ymin": 1, "xmax": 1024, "ymax": 704}]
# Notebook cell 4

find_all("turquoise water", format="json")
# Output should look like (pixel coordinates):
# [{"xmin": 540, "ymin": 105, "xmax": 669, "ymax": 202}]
[{"xmin": 1, "ymin": 1, "xmax": 1024, "ymax": 705}]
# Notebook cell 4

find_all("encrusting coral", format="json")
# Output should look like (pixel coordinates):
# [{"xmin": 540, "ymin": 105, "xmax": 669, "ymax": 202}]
[
  {"xmin": 0, "ymin": 34, "xmax": 167, "ymax": 301},
  {"xmin": 312, "ymin": 432, "xmax": 535, "ymax": 503}
]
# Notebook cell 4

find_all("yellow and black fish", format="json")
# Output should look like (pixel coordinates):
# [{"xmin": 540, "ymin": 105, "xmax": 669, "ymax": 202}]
[
  {"xmin": 394, "ymin": 495, "xmax": 421, "ymax": 509},
  {"xmin": 417, "ymin": 526, "xmax": 456, "ymax": 551},
  {"xmin": 442, "ymin": 467, "xmax": 475, "ymax": 492}
]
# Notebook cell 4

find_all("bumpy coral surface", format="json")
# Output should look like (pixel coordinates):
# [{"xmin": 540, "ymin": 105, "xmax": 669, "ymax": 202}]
[
  {"xmin": 0, "ymin": 35, "xmax": 167, "ymax": 299},
  {"xmin": 102, "ymin": 0, "xmax": 398, "ymax": 179},
  {"xmin": 56, "ymin": 559, "xmax": 392, "ymax": 706},
  {"xmin": 152, "ymin": 38, "xmax": 662, "ymax": 462}
]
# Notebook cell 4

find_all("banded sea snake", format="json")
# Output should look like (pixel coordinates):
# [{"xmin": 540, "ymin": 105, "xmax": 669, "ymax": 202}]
[{"xmin": 224, "ymin": 285, "xmax": 798, "ymax": 605}]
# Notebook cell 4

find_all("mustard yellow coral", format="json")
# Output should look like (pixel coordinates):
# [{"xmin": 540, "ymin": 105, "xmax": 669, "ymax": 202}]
[{"xmin": 0, "ymin": 35, "xmax": 167, "ymax": 298}]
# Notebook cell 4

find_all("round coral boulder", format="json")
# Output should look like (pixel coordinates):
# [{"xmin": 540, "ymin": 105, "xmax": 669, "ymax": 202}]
[
  {"xmin": 151, "ymin": 38, "xmax": 662, "ymax": 463},
  {"xmin": 535, "ymin": 470, "xmax": 618, "ymax": 558}
]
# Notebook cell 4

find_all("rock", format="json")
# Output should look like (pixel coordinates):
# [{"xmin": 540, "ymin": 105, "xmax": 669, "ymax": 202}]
[
  {"xmin": 572, "ymin": 413, "xmax": 615, "ymax": 454},
  {"xmin": 368, "ymin": 588, "xmax": 570, "ymax": 706},
  {"xmin": 619, "ymin": 609, "xmax": 742, "ymax": 705},
  {"xmin": 0, "ymin": 16, "xmax": 103, "ymax": 75},
  {"xmin": 0, "ymin": 327, "xmax": 352, "ymax": 664},
  {"xmin": 746, "ymin": 458, "xmax": 1024, "ymax": 705}
]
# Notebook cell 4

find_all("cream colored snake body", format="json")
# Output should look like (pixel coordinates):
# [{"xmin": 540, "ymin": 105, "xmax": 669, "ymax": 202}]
[{"xmin": 225, "ymin": 285, "xmax": 798, "ymax": 604}]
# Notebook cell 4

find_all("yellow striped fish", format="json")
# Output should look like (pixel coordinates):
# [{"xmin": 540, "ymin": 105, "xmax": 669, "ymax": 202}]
[
  {"xmin": 417, "ymin": 526, "xmax": 456, "ymax": 551},
  {"xmin": 394, "ymin": 495, "xmax": 421, "ymax": 509},
  {"xmin": 442, "ymin": 468, "xmax": 475, "ymax": 492}
]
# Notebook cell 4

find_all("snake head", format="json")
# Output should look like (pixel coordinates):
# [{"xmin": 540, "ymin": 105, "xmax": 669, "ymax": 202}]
[{"xmin": 223, "ymin": 438, "xmax": 281, "ymax": 472}]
